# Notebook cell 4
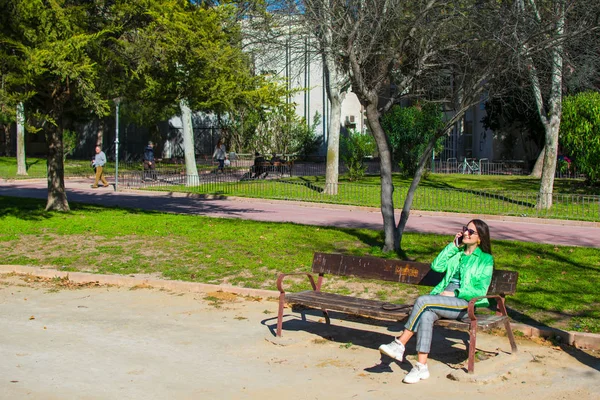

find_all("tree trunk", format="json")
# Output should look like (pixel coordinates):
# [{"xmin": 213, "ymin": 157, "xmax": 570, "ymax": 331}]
[
  {"xmin": 530, "ymin": 0, "xmax": 564, "ymax": 210},
  {"xmin": 2, "ymin": 125, "xmax": 10, "ymax": 156},
  {"xmin": 179, "ymin": 98, "xmax": 199, "ymax": 186},
  {"xmin": 97, "ymin": 119, "xmax": 104, "ymax": 147},
  {"xmin": 16, "ymin": 102, "xmax": 27, "ymax": 175},
  {"xmin": 324, "ymin": 92, "xmax": 343, "ymax": 195},
  {"xmin": 537, "ymin": 119, "xmax": 560, "ymax": 209},
  {"xmin": 45, "ymin": 125, "xmax": 70, "ymax": 212},
  {"xmin": 530, "ymin": 147, "xmax": 544, "ymax": 178},
  {"xmin": 396, "ymin": 132, "xmax": 441, "ymax": 249},
  {"xmin": 365, "ymin": 102, "xmax": 397, "ymax": 252}
]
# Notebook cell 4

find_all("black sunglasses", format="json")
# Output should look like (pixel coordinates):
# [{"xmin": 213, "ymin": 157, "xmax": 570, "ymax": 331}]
[{"xmin": 462, "ymin": 226, "xmax": 478, "ymax": 236}]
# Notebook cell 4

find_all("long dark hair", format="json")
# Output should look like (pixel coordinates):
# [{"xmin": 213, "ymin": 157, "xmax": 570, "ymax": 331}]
[{"xmin": 470, "ymin": 219, "xmax": 492, "ymax": 255}]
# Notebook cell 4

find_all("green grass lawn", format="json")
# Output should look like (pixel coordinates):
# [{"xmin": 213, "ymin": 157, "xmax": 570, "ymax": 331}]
[
  {"xmin": 1, "ymin": 196, "xmax": 598, "ymax": 334},
  {"xmin": 351, "ymin": 173, "xmax": 600, "ymax": 195}
]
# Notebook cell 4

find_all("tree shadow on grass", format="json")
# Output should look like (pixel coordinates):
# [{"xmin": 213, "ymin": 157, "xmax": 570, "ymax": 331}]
[
  {"xmin": 0, "ymin": 195, "xmax": 163, "ymax": 221},
  {"xmin": 279, "ymin": 177, "xmax": 325, "ymax": 193},
  {"xmin": 26, "ymin": 159, "xmax": 42, "ymax": 171},
  {"xmin": 0, "ymin": 196, "xmax": 54, "ymax": 221}
]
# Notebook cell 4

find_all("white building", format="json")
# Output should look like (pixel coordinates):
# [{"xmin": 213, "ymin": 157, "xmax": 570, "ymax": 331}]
[{"xmin": 251, "ymin": 25, "xmax": 495, "ymax": 162}]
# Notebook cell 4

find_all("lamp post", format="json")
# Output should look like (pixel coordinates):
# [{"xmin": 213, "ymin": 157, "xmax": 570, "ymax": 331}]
[{"xmin": 113, "ymin": 97, "xmax": 122, "ymax": 191}]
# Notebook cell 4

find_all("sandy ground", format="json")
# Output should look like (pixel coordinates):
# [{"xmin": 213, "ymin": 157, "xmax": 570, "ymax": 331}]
[{"xmin": 1, "ymin": 274, "xmax": 598, "ymax": 400}]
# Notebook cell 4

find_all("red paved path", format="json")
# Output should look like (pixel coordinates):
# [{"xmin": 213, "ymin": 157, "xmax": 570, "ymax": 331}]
[{"xmin": 1, "ymin": 178, "xmax": 599, "ymax": 248}]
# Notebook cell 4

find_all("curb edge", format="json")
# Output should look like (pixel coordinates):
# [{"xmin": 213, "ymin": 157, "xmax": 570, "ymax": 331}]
[{"xmin": 1, "ymin": 264, "xmax": 599, "ymax": 351}]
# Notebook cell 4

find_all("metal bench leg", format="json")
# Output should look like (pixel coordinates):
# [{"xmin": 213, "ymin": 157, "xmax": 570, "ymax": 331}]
[
  {"xmin": 276, "ymin": 292, "xmax": 286, "ymax": 337},
  {"xmin": 321, "ymin": 309, "xmax": 330, "ymax": 325},
  {"xmin": 468, "ymin": 320, "xmax": 477, "ymax": 374},
  {"xmin": 504, "ymin": 319, "xmax": 518, "ymax": 354},
  {"xmin": 497, "ymin": 298, "xmax": 518, "ymax": 354}
]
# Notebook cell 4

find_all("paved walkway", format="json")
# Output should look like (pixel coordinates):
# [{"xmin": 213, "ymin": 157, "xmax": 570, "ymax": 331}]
[{"xmin": 1, "ymin": 178, "xmax": 599, "ymax": 248}]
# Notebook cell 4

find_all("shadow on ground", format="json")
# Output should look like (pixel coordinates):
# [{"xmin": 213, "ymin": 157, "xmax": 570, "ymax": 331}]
[
  {"xmin": 264, "ymin": 307, "xmax": 600, "ymax": 373},
  {"xmin": 263, "ymin": 309, "xmax": 479, "ymax": 373}
]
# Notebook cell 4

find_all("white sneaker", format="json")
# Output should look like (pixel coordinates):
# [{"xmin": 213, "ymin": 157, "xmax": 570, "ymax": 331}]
[
  {"xmin": 378, "ymin": 339, "xmax": 405, "ymax": 362},
  {"xmin": 403, "ymin": 362, "xmax": 430, "ymax": 383}
]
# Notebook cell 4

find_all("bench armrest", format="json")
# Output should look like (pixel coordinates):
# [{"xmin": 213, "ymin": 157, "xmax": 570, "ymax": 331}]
[
  {"xmin": 276, "ymin": 272, "xmax": 318, "ymax": 294},
  {"xmin": 467, "ymin": 294, "xmax": 508, "ymax": 321}
]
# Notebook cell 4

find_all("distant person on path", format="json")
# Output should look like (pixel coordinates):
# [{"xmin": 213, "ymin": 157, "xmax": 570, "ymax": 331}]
[
  {"xmin": 252, "ymin": 151, "xmax": 265, "ymax": 178},
  {"xmin": 212, "ymin": 139, "xmax": 227, "ymax": 173},
  {"xmin": 270, "ymin": 152, "xmax": 281, "ymax": 164},
  {"xmin": 378, "ymin": 219, "xmax": 494, "ymax": 384},
  {"xmin": 143, "ymin": 141, "xmax": 156, "ymax": 182},
  {"xmin": 270, "ymin": 152, "xmax": 284, "ymax": 175},
  {"xmin": 91, "ymin": 146, "xmax": 110, "ymax": 188}
]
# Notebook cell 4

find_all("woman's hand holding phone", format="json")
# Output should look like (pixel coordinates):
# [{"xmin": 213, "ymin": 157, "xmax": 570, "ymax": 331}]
[{"xmin": 454, "ymin": 232, "xmax": 464, "ymax": 247}]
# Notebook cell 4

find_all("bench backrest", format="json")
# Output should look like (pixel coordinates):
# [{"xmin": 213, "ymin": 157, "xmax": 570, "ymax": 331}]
[{"xmin": 312, "ymin": 252, "xmax": 518, "ymax": 295}]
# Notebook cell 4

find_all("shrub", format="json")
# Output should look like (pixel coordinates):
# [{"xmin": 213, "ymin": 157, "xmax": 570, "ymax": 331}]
[
  {"xmin": 341, "ymin": 130, "xmax": 375, "ymax": 181},
  {"xmin": 381, "ymin": 103, "xmax": 444, "ymax": 177},
  {"xmin": 561, "ymin": 91, "xmax": 600, "ymax": 183},
  {"xmin": 63, "ymin": 129, "xmax": 78, "ymax": 161}
]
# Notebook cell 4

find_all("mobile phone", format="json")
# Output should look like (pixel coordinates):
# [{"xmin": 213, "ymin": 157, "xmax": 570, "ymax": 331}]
[{"xmin": 454, "ymin": 235, "xmax": 463, "ymax": 247}]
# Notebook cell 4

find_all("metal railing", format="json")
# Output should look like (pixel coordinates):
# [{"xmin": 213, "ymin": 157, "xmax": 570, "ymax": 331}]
[
  {"xmin": 434, "ymin": 158, "xmax": 584, "ymax": 178},
  {"xmin": 2, "ymin": 157, "xmax": 584, "ymax": 180},
  {"xmin": 3, "ymin": 158, "xmax": 596, "ymax": 221},
  {"xmin": 115, "ymin": 170, "xmax": 599, "ymax": 222}
]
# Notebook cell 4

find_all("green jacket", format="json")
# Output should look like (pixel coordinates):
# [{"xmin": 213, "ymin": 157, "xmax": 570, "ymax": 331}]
[{"xmin": 429, "ymin": 242, "xmax": 494, "ymax": 308}]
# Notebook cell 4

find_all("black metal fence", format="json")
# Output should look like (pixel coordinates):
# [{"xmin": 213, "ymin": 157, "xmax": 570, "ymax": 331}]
[
  {"xmin": 104, "ymin": 161, "xmax": 599, "ymax": 222},
  {"xmin": 3, "ymin": 157, "xmax": 596, "ymax": 221}
]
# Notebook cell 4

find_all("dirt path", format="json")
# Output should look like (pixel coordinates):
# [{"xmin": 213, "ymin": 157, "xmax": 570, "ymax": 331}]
[{"xmin": 1, "ymin": 274, "xmax": 598, "ymax": 399}]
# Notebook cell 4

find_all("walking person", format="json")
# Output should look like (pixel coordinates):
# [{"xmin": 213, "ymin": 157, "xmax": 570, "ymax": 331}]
[
  {"xmin": 378, "ymin": 219, "xmax": 494, "ymax": 384},
  {"xmin": 212, "ymin": 139, "xmax": 227, "ymax": 173},
  {"xmin": 143, "ymin": 141, "xmax": 156, "ymax": 182},
  {"xmin": 91, "ymin": 146, "xmax": 110, "ymax": 188}
]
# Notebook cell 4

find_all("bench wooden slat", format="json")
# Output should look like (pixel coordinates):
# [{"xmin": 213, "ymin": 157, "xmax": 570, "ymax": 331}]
[
  {"xmin": 312, "ymin": 252, "xmax": 439, "ymax": 285},
  {"xmin": 287, "ymin": 292, "xmax": 509, "ymax": 330},
  {"xmin": 312, "ymin": 252, "xmax": 517, "ymax": 295},
  {"xmin": 286, "ymin": 291, "xmax": 411, "ymax": 320},
  {"xmin": 436, "ymin": 314, "xmax": 509, "ymax": 330}
]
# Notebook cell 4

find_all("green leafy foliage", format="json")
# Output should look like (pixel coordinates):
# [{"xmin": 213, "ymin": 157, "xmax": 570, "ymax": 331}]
[
  {"xmin": 251, "ymin": 107, "xmax": 321, "ymax": 157},
  {"xmin": 381, "ymin": 103, "xmax": 445, "ymax": 177},
  {"xmin": 561, "ymin": 91, "xmax": 600, "ymax": 183},
  {"xmin": 62, "ymin": 129, "xmax": 78, "ymax": 161},
  {"xmin": 125, "ymin": 1, "xmax": 287, "ymax": 127},
  {"xmin": 341, "ymin": 130, "xmax": 375, "ymax": 181}
]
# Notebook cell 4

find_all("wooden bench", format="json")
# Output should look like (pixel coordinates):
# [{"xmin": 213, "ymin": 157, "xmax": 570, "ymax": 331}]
[
  {"xmin": 276, "ymin": 252, "xmax": 519, "ymax": 374},
  {"xmin": 253, "ymin": 161, "xmax": 293, "ymax": 178}
]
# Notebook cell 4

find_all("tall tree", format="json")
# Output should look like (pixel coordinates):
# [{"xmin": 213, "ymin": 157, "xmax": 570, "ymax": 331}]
[
  {"xmin": 303, "ymin": 0, "xmax": 512, "ymax": 252},
  {"xmin": 501, "ymin": 0, "xmax": 600, "ymax": 209},
  {"xmin": 244, "ymin": 2, "xmax": 348, "ymax": 191},
  {"xmin": 1, "ymin": 0, "xmax": 114, "ymax": 211},
  {"xmin": 0, "ymin": 42, "xmax": 33, "ymax": 173},
  {"xmin": 15, "ymin": 102, "xmax": 26, "ymax": 175},
  {"xmin": 304, "ymin": 0, "xmax": 351, "ymax": 195},
  {"xmin": 129, "ymin": 0, "xmax": 279, "ymax": 182}
]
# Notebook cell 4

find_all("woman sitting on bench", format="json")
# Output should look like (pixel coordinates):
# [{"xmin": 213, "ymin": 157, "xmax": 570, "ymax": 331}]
[{"xmin": 378, "ymin": 219, "xmax": 494, "ymax": 384}]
